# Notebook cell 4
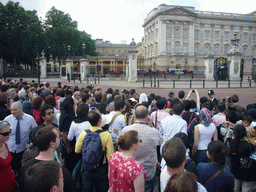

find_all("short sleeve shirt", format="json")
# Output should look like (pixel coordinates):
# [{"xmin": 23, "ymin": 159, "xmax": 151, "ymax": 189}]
[{"xmin": 108, "ymin": 151, "xmax": 146, "ymax": 192}]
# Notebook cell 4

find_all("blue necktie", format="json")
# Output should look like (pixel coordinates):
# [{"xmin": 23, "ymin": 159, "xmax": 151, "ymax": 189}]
[{"xmin": 16, "ymin": 118, "xmax": 21, "ymax": 145}]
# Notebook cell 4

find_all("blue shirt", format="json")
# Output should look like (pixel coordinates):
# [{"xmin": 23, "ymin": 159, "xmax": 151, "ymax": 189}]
[
  {"xmin": 197, "ymin": 163, "xmax": 235, "ymax": 192},
  {"xmin": 4, "ymin": 113, "xmax": 37, "ymax": 153}
]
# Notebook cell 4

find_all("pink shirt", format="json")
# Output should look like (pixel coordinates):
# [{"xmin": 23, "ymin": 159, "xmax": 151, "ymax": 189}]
[
  {"xmin": 108, "ymin": 151, "xmax": 146, "ymax": 192},
  {"xmin": 150, "ymin": 109, "xmax": 170, "ymax": 129}
]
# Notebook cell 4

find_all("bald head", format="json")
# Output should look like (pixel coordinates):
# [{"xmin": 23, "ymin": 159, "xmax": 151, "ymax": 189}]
[
  {"xmin": 135, "ymin": 105, "xmax": 148, "ymax": 120},
  {"xmin": 11, "ymin": 102, "xmax": 23, "ymax": 118}
]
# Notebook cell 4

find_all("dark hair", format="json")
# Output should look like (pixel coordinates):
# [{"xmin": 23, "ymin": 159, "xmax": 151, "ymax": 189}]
[
  {"xmin": 149, "ymin": 93, "xmax": 155, "ymax": 99},
  {"xmin": 200, "ymin": 96, "xmax": 208, "ymax": 104},
  {"xmin": 178, "ymin": 91, "xmax": 185, "ymax": 99},
  {"xmin": 156, "ymin": 97, "xmax": 167, "ymax": 110},
  {"xmin": 190, "ymin": 100, "xmax": 197, "ymax": 109},
  {"xmin": 106, "ymin": 88, "xmax": 113, "ymax": 94},
  {"xmin": 99, "ymin": 101, "xmax": 108, "ymax": 115},
  {"xmin": 217, "ymin": 102, "xmax": 226, "ymax": 112},
  {"xmin": 59, "ymin": 89, "xmax": 65, "ymax": 97},
  {"xmin": 82, "ymin": 93, "xmax": 91, "ymax": 103},
  {"xmin": 117, "ymin": 130, "xmax": 139, "ymax": 151},
  {"xmin": 226, "ymin": 111, "xmax": 238, "ymax": 124},
  {"xmin": 31, "ymin": 96, "xmax": 44, "ymax": 110},
  {"xmin": 155, "ymin": 95, "xmax": 161, "ymax": 102},
  {"xmin": 87, "ymin": 110, "xmax": 101, "ymax": 126},
  {"xmin": 1, "ymin": 85, "xmax": 8, "ymax": 92},
  {"xmin": 173, "ymin": 103, "xmax": 185, "ymax": 115},
  {"xmin": 183, "ymin": 100, "xmax": 191, "ymax": 111},
  {"xmin": 163, "ymin": 137, "xmax": 186, "ymax": 169},
  {"xmin": 135, "ymin": 105, "xmax": 148, "ymax": 119},
  {"xmin": 174, "ymin": 132, "xmax": 189, "ymax": 149},
  {"xmin": 95, "ymin": 94, "xmax": 102, "ymax": 103},
  {"xmin": 208, "ymin": 141, "xmax": 228, "ymax": 167},
  {"xmin": 243, "ymin": 115, "xmax": 252, "ymax": 124},
  {"xmin": 246, "ymin": 104, "xmax": 255, "ymax": 111},
  {"xmin": 34, "ymin": 126, "xmax": 58, "ymax": 151},
  {"xmin": 130, "ymin": 89, "xmax": 136, "ymax": 96},
  {"xmin": 76, "ymin": 103, "xmax": 89, "ymax": 120},
  {"xmin": 231, "ymin": 94, "xmax": 239, "ymax": 103},
  {"xmin": 232, "ymin": 125, "xmax": 247, "ymax": 154},
  {"xmin": 115, "ymin": 99, "xmax": 125, "ymax": 111},
  {"xmin": 0, "ymin": 92, "xmax": 8, "ymax": 105},
  {"xmin": 164, "ymin": 172, "xmax": 198, "ymax": 192},
  {"xmin": 24, "ymin": 161, "xmax": 61, "ymax": 192},
  {"xmin": 44, "ymin": 95, "xmax": 56, "ymax": 108},
  {"xmin": 40, "ymin": 104, "xmax": 54, "ymax": 117}
]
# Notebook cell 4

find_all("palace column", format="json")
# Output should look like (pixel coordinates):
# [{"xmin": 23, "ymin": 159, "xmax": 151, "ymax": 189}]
[{"xmin": 128, "ymin": 39, "xmax": 138, "ymax": 82}]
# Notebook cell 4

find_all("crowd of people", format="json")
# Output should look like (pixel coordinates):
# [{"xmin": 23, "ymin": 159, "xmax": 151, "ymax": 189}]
[{"xmin": 0, "ymin": 77, "xmax": 256, "ymax": 192}]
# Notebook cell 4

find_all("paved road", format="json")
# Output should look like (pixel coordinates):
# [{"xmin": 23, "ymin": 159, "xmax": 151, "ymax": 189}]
[{"xmin": 15, "ymin": 77, "xmax": 256, "ymax": 107}]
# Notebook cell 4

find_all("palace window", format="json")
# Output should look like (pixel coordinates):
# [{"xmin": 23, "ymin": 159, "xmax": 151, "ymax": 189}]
[
  {"xmin": 253, "ymin": 34, "xmax": 256, "ymax": 41},
  {"xmin": 167, "ymin": 43, "xmax": 171, "ymax": 53},
  {"xmin": 195, "ymin": 31, "xmax": 199, "ymax": 39},
  {"xmin": 205, "ymin": 31, "xmax": 210, "ymax": 39},
  {"xmin": 225, "ymin": 32, "xmax": 229, "ymax": 40},
  {"xmin": 175, "ymin": 44, "xmax": 179, "ymax": 53},
  {"xmin": 215, "ymin": 47, "xmax": 218, "ymax": 55},
  {"xmin": 195, "ymin": 46, "xmax": 198, "ymax": 54},
  {"xmin": 184, "ymin": 30, "xmax": 187, "ymax": 37},
  {"xmin": 215, "ymin": 32, "xmax": 219, "ymax": 41},
  {"xmin": 183, "ymin": 45, "xmax": 187, "ymax": 53},
  {"xmin": 244, "ymin": 34, "xmax": 248, "ymax": 41},
  {"xmin": 175, "ymin": 29, "xmax": 179, "ymax": 37}
]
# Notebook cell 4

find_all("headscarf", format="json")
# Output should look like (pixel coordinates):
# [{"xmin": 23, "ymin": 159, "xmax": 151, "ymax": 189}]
[
  {"xmin": 199, "ymin": 107, "xmax": 211, "ymax": 127},
  {"xmin": 139, "ymin": 93, "xmax": 148, "ymax": 103}
]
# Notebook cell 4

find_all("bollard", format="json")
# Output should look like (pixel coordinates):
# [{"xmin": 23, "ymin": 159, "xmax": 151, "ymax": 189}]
[
  {"xmin": 154, "ymin": 78, "xmax": 156, "ymax": 88},
  {"xmin": 158, "ymin": 80, "xmax": 159, "ymax": 88},
  {"xmin": 228, "ymin": 80, "xmax": 230, "ymax": 88},
  {"xmin": 216, "ymin": 80, "xmax": 218, "ymax": 88},
  {"xmin": 190, "ymin": 80, "xmax": 192, "ymax": 88},
  {"xmin": 173, "ymin": 80, "xmax": 175, "ymax": 88},
  {"xmin": 95, "ymin": 78, "xmax": 97, "ymax": 84},
  {"xmin": 87, "ymin": 77, "xmax": 89, "ymax": 84},
  {"xmin": 98, "ymin": 77, "xmax": 100, "ymax": 84},
  {"xmin": 151, "ymin": 79, "xmax": 152, "ymax": 87},
  {"xmin": 250, "ymin": 79, "xmax": 252, "ymax": 87},
  {"xmin": 203, "ymin": 80, "xmax": 205, "ymax": 88},
  {"xmin": 240, "ymin": 79, "xmax": 242, "ymax": 87},
  {"xmin": 143, "ymin": 79, "xmax": 145, "ymax": 87}
]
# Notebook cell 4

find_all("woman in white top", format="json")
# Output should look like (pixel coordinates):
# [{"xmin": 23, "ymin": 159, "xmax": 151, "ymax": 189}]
[
  {"xmin": 67, "ymin": 103, "xmax": 91, "ymax": 142},
  {"xmin": 192, "ymin": 107, "xmax": 217, "ymax": 164}
]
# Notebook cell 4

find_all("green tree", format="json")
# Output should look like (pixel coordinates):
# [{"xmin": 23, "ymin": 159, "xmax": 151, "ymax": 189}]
[
  {"xmin": 0, "ymin": 1, "xmax": 43, "ymax": 69},
  {"xmin": 44, "ymin": 7, "xmax": 97, "ymax": 59}
]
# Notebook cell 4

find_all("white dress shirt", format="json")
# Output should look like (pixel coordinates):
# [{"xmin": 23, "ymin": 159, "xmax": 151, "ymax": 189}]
[
  {"xmin": 159, "ymin": 114, "xmax": 187, "ymax": 153},
  {"xmin": 4, "ymin": 113, "xmax": 37, "ymax": 153},
  {"xmin": 108, "ymin": 111, "xmax": 126, "ymax": 133}
]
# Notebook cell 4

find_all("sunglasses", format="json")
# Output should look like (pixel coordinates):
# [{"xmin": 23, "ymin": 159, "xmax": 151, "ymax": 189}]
[
  {"xmin": 0, "ymin": 129, "xmax": 12, "ymax": 136},
  {"xmin": 139, "ymin": 139, "xmax": 142, "ymax": 143}
]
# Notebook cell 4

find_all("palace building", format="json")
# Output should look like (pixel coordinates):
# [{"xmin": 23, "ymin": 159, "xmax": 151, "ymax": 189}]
[{"xmin": 141, "ymin": 4, "xmax": 256, "ymax": 73}]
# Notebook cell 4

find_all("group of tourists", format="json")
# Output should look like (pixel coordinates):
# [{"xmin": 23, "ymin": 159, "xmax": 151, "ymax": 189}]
[{"xmin": 0, "ymin": 77, "xmax": 256, "ymax": 192}]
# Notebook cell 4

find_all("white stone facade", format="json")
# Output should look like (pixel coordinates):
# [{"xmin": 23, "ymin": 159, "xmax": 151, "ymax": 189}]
[{"xmin": 142, "ymin": 4, "xmax": 256, "ymax": 73}]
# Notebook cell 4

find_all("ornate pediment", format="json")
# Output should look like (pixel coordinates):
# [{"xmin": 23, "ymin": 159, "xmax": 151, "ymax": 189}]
[{"xmin": 162, "ymin": 6, "xmax": 195, "ymax": 16}]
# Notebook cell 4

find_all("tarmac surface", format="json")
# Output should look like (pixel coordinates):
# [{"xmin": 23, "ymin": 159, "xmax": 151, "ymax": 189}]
[{"xmin": 14, "ymin": 76, "xmax": 256, "ymax": 107}]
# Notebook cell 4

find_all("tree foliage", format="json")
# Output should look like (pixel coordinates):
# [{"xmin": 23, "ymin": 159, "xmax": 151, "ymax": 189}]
[{"xmin": 0, "ymin": 2, "xmax": 97, "ymax": 68}]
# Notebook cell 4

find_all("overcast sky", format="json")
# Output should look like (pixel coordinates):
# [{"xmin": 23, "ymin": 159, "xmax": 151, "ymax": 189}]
[{"xmin": 1, "ymin": 0, "xmax": 256, "ymax": 44}]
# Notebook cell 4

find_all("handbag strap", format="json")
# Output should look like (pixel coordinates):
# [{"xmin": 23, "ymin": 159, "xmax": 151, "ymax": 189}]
[{"xmin": 203, "ymin": 169, "xmax": 223, "ymax": 186}]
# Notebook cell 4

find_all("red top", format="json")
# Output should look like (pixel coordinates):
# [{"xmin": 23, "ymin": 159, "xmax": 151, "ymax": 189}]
[
  {"xmin": 33, "ymin": 109, "xmax": 44, "ymax": 125},
  {"xmin": 0, "ymin": 142, "xmax": 16, "ymax": 191},
  {"xmin": 108, "ymin": 151, "xmax": 146, "ymax": 192}
]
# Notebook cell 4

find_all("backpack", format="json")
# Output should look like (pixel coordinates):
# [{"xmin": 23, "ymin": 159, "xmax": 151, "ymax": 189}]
[
  {"xmin": 187, "ymin": 117, "xmax": 199, "ymax": 150},
  {"xmin": 82, "ymin": 129, "xmax": 105, "ymax": 171}
]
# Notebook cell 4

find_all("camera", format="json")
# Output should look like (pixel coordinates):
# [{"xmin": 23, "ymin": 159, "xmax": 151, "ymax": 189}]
[{"xmin": 192, "ymin": 90, "xmax": 195, "ymax": 93}]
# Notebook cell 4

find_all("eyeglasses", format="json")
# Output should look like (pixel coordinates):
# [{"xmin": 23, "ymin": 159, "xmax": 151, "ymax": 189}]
[
  {"xmin": 0, "ymin": 129, "xmax": 12, "ymax": 136},
  {"xmin": 0, "ymin": 121, "xmax": 10, "ymax": 130}
]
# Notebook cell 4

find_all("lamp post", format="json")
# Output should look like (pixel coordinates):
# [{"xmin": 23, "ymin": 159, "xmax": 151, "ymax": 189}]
[
  {"xmin": 82, "ymin": 43, "xmax": 86, "ymax": 58},
  {"xmin": 68, "ymin": 45, "xmax": 71, "ymax": 59},
  {"xmin": 36, "ymin": 55, "xmax": 41, "ymax": 85}
]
